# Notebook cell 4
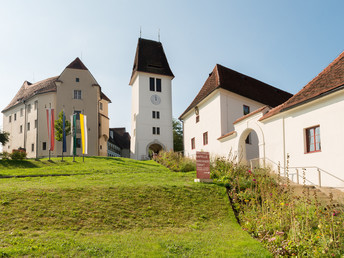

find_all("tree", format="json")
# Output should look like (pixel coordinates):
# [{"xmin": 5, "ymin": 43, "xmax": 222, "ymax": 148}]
[
  {"xmin": 55, "ymin": 110, "xmax": 71, "ymax": 158},
  {"xmin": 0, "ymin": 131, "xmax": 9, "ymax": 146},
  {"xmin": 173, "ymin": 118, "xmax": 183, "ymax": 152}
]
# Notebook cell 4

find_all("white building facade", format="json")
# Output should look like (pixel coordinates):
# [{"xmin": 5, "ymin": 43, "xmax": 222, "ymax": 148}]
[
  {"xmin": 2, "ymin": 58, "xmax": 111, "ymax": 158},
  {"xmin": 181, "ymin": 51, "xmax": 344, "ymax": 188},
  {"xmin": 130, "ymin": 38, "xmax": 174, "ymax": 160}
]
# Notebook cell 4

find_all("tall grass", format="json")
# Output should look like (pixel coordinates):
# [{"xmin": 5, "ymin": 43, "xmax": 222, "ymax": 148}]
[
  {"xmin": 154, "ymin": 150, "xmax": 196, "ymax": 172},
  {"xmin": 212, "ymin": 156, "xmax": 344, "ymax": 256}
]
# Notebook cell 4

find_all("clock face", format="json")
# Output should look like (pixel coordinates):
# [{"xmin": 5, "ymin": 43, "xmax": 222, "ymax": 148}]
[{"xmin": 151, "ymin": 94, "xmax": 161, "ymax": 105}]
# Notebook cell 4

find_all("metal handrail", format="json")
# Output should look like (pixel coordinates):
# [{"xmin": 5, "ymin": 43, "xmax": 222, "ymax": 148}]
[{"xmin": 249, "ymin": 157, "xmax": 344, "ymax": 187}]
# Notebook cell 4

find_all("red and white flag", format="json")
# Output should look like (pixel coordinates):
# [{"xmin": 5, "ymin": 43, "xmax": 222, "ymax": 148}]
[{"xmin": 46, "ymin": 108, "xmax": 55, "ymax": 151}]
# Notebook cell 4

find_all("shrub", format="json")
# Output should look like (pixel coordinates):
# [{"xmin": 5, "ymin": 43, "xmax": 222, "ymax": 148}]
[
  {"xmin": 10, "ymin": 149, "xmax": 27, "ymax": 160},
  {"xmin": 1, "ymin": 151, "xmax": 10, "ymax": 160},
  {"xmin": 212, "ymin": 158, "xmax": 344, "ymax": 257},
  {"xmin": 155, "ymin": 150, "xmax": 196, "ymax": 172}
]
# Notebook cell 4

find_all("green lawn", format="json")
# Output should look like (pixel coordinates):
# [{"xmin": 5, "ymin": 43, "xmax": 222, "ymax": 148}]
[{"xmin": 0, "ymin": 157, "xmax": 270, "ymax": 257}]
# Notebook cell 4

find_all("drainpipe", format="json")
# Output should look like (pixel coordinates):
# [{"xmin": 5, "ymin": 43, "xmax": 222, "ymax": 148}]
[
  {"xmin": 282, "ymin": 116, "xmax": 286, "ymax": 177},
  {"xmin": 23, "ymin": 101, "xmax": 27, "ymax": 150},
  {"xmin": 36, "ymin": 101, "xmax": 38, "ymax": 158}
]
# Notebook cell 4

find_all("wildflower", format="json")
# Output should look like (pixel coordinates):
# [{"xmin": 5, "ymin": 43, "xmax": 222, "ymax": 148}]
[
  {"xmin": 318, "ymin": 224, "xmax": 322, "ymax": 229},
  {"xmin": 253, "ymin": 179, "xmax": 256, "ymax": 182},
  {"xmin": 268, "ymin": 237, "xmax": 276, "ymax": 242},
  {"xmin": 280, "ymin": 202, "xmax": 284, "ymax": 206},
  {"xmin": 245, "ymin": 199, "xmax": 249, "ymax": 203},
  {"xmin": 276, "ymin": 231, "xmax": 284, "ymax": 236}
]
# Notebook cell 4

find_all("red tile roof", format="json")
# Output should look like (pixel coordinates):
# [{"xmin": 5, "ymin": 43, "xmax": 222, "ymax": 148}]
[
  {"xmin": 130, "ymin": 38, "xmax": 174, "ymax": 84},
  {"xmin": 179, "ymin": 64, "xmax": 292, "ymax": 119},
  {"xmin": 261, "ymin": 50, "xmax": 344, "ymax": 121},
  {"xmin": 217, "ymin": 130, "xmax": 236, "ymax": 140},
  {"xmin": 2, "ymin": 76, "xmax": 58, "ymax": 112},
  {"xmin": 233, "ymin": 106, "xmax": 270, "ymax": 124}
]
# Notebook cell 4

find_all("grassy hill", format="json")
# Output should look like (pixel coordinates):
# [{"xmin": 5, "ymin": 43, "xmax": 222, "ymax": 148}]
[{"xmin": 0, "ymin": 157, "xmax": 270, "ymax": 257}]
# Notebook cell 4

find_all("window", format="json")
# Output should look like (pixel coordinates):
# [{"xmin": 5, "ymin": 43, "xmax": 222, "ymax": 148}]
[
  {"xmin": 9, "ymin": 116, "xmax": 11, "ymax": 123},
  {"xmin": 34, "ymin": 101, "xmax": 38, "ymax": 110},
  {"xmin": 245, "ymin": 134, "xmax": 251, "ymax": 144},
  {"xmin": 31, "ymin": 144, "xmax": 34, "ymax": 152},
  {"xmin": 27, "ymin": 122, "xmax": 30, "ymax": 131},
  {"xmin": 20, "ymin": 125, "xmax": 23, "ymax": 133},
  {"xmin": 243, "ymin": 105, "xmax": 250, "ymax": 115},
  {"xmin": 149, "ymin": 77, "xmax": 162, "ymax": 92},
  {"xmin": 100, "ymin": 102, "xmax": 103, "ymax": 110},
  {"xmin": 76, "ymin": 78, "xmax": 80, "ymax": 82},
  {"xmin": 156, "ymin": 79, "xmax": 161, "ymax": 92},
  {"xmin": 74, "ymin": 90, "xmax": 82, "ymax": 99},
  {"xmin": 157, "ymin": 127, "xmax": 160, "ymax": 135},
  {"xmin": 191, "ymin": 137, "xmax": 195, "ymax": 150},
  {"xmin": 306, "ymin": 126, "xmax": 321, "ymax": 153},
  {"xmin": 203, "ymin": 132, "xmax": 208, "ymax": 145},
  {"xmin": 100, "ymin": 145, "xmax": 102, "ymax": 150},
  {"xmin": 152, "ymin": 127, "xmax": 156, "ymax": 135},
  {"xmin": 152, "ymin": 111, "xmax": 160, "ymax": 119},
  {"xmin": 42, "ymin": 142, "xmax": 47, "ymax": 150},
  {"xmin": 28, "ymin": 104, "xmax": 31, "ymax": 113},
  {"xmin": 35, "ymin": 119, "xmax": 38, "ymax": 129},
  {"xmin": 76, "ymin": 138, "xmax": 81, "ymax": 148},
  {"xmin": 150, "ymin": 77, "xmax": 155, "ymax": 91},
  {"xmin": 196, "ymin": 115, "xmax": 200, "ymax": 123},
  {"xmin": 14, "ymin": 113, "xmax": 16, "ymax": 121},
  {"xmin": 20, "ymin": 108, "xmax": 23, "ymax": 117}
]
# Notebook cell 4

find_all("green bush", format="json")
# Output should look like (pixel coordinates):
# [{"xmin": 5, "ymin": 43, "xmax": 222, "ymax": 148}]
[
  {"xmin": 1, "ymin": 151, "xmax": 10, "ymax": 160},
  {"xmin": 10, "ymin": 149, "xmax": 27, "ymax": 160},
  {"xmin": 155, "ymin": 150, "xmax": 196, "ymax": 172},
  {"xmin": 212, "ymin": 158, "xmax": 344, "ymax": 257}
]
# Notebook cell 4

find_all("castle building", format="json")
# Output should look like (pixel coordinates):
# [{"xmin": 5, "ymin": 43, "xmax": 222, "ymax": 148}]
[
  {"xmin": 2, "ymin": 58, "xmax": 111, "ymax": 158},
  {"xmin": 129, "ymin": 38, "xmax": 174, "ymax": 160}
]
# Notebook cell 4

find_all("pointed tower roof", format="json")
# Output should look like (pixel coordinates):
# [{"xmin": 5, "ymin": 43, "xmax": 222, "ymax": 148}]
[
  {"xmin": 130, "ymin": 38, "xmax": 174, "ymax": 84},
  {"xmin": 66, "ymin": 57, "xmax": 89, "ymax": 70},
  {"xmin": 179, "ymin": 64, "xmax": 292, "ymax": 119}
]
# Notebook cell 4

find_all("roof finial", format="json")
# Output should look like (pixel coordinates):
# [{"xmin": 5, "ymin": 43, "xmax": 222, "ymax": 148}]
[
  {"xmin": 158, "ymin": 28, "xmax": 160, "ymax": 42},
  {"xmin": 140, "ymin": 26, "xmax": 142, "ymax": 38}
]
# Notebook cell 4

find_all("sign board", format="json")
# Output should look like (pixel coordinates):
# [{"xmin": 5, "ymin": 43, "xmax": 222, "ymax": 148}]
[{"xmin": 196, "ymin": 151, "xmax": 210, "ymax": 179}]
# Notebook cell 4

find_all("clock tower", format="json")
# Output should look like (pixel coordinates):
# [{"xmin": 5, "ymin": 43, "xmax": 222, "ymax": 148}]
[{"xmin": 129, "ymin": 38, "xmax": 174, "ymax": 160}]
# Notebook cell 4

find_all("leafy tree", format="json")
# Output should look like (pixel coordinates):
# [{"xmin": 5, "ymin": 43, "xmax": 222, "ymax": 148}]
[
  {"xmin": 0, "ymin": 131, "xmax": 9, "ymax": 146},
  {"xmin": 173, "ymin": 118, "xmax": 183, "ymax": 152},
  {"xmin": 55, "ymin": 111, "xmax": 71, "ymax": 157}
]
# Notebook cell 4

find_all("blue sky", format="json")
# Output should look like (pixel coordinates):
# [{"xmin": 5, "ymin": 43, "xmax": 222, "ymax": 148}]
[{"xmin": 1, "ymin": 0, "xmax": 343, "ymax": 131}]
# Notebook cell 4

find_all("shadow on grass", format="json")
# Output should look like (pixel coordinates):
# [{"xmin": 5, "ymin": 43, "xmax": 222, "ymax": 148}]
[{"xmin": 0, "ymin": 160, "xmax": 38, "ymax": 168}]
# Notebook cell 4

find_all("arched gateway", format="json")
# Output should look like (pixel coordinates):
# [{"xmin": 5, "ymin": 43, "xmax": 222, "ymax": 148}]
[{"xmin": 146, "ymin": 141, "xmax": 166, "ymax": 158}]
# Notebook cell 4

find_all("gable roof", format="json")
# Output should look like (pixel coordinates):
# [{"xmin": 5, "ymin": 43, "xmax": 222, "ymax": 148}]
[
  {"xmin": 261, "ymin": 50, "xmax": 344, "ymax": 121},
  {"xmin": 2, "ymin": 76, "xmax": 58, "ymax": 112},
  {"xmin": 179, "ymin": 64, "xmax": 292, "ymax": 119},
  {"xmin": 129, "ymin": 38, "xmax": 174, "ymax": 84},
  {"xmin": 3, "ymin": 57, "xmax": 112, "ymax": 112},
  {"xmin": 66, "ymin": 57, "xmax": 88, "ymax": 70}
]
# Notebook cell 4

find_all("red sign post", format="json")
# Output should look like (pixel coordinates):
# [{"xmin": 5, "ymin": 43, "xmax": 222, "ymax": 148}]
[{"xmin": 196, "ymin": 151, "xmax": 211, "ymax": 182}]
